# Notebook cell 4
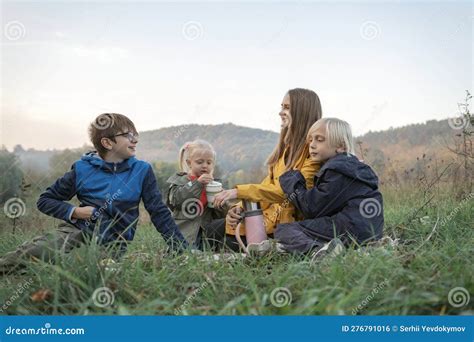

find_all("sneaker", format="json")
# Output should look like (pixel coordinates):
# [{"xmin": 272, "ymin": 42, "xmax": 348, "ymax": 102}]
[
  {"xmin": 246, "ymin": 239, "xmax": 272, "ymax": 255},
  {"xmin": 310, "ymin": 238, "xmax": 345, "ymax": 264},
  {"xmin": 210, "ymin": 253, "xmax": 247, "ymax": 262},
  {"xmin": 274, "ymin": 242, "xmax": 287, "ymax": 254}
]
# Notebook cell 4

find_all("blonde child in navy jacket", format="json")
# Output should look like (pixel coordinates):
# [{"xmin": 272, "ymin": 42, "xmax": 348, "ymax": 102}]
[{"xmin": 276, "ymin": 118, "xmax": 384, "ymax": 257}]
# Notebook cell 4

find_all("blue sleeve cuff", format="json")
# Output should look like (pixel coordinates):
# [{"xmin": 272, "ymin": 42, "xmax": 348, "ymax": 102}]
[{"xmin": 67, "ymin": 206, "xmax": 77, "ymax": 223}]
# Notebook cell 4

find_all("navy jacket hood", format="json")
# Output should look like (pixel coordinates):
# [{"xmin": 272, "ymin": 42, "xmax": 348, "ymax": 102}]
[{"xmin": 318, "ymin": 153, "xmax": 379, "ymax": 190}]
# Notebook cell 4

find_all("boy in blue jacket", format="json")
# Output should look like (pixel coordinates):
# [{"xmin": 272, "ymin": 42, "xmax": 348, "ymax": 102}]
[
  {"xmin": 275, "ymin": 118, "xmax": 384, "ymax": 259},
  {"xmin": 1, "ymin": 113, "xmax": 188, "ymax": 273}
]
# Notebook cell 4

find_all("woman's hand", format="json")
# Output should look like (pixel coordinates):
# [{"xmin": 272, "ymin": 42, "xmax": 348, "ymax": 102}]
[
  {"xmin": 72, "ymin": 206, "xmax": 95, "ymax": 220},
  {"xmin": 226, "ymin": 206, "xmax": 243, "ymax": 228},
  {"xmin": 213, "ymin": 189, "xmax": 238, "ymax": 208}
]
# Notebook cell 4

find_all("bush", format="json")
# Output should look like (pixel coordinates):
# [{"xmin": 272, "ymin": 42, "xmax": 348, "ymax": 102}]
[{"xmin": 0, "ymin": 147, "xmax": 23, "ymax": 203}]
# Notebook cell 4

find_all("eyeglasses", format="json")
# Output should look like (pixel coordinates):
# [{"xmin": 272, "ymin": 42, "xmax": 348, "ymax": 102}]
[{"xmin": 111, "ymin": 131, "xmax": 139, "ymax": 142}]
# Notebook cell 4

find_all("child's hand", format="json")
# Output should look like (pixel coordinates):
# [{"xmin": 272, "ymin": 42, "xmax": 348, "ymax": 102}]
[
  {"xmin": 72, "ymin": 206, "xmax": 96, "ymax": 220},
  {"xmin": 197, "ymin": 173, "xmax": 213, "ymax": 185}
]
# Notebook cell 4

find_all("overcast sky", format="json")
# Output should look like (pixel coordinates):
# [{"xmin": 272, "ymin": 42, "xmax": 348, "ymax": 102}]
[{"xmin": 1, "ymin": 0, "xmax": 472, "ymax": 150}]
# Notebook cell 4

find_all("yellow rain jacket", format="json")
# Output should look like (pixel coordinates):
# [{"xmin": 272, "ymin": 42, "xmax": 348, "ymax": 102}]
[{"xmin": 226, "ymin": 151, "xmax": 320, "ymax": 236}]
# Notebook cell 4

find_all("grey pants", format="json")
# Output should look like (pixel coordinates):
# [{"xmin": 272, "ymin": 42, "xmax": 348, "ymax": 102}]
[
  {"xmin": 0, "ymin": 222, "xmax": 86, "ymax": 274},
  {"xmin": 275, "ymin": 222, "xmax": 330, "ymax": 254}
]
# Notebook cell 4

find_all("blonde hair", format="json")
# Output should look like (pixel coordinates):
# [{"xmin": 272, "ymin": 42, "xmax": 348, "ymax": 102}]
[
  {"xmin": 266, "ymin": 88, "xmax": 322, "ymax": 171},
  {"xmin": 178, "ymin": 139, "xmax": 216, "ymax": 173},
  {"xmin": 308, "ymin": 118, "xmax": 355, "ymax": 155}
]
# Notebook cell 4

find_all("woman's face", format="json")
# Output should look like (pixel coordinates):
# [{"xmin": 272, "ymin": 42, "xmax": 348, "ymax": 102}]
[{"xmin": 279, "ymin": 93, "xmax": 292, "ymax": 129}]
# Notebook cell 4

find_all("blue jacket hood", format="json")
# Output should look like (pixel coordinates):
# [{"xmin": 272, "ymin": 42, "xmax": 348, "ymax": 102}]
[{"xmin": 81, "ymin": 151, "xmax": 137, "ymax": 173}]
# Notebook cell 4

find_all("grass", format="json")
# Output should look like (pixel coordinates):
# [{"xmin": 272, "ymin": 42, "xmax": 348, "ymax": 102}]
[{"xmin": 0, "ymin": 185, "xmax": 473, "ymax": 315}]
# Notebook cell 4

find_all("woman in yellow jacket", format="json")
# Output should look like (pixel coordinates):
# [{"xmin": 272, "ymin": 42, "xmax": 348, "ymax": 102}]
[{"xmin": 208, "ymin": 88, "xmax": 322, "ymax": 251}]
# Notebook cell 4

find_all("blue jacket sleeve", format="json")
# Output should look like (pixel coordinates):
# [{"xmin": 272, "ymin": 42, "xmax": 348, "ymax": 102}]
[
  {"xmin": 280, "ymin": 169, "xmax": 348, "ymax": 218},
  {"xmin": 142, "ymin": 166, "xmax": 189, "ymax": 251},
  {"xmin": 36, "ymin": 164, "xmax": 77, "ymax": 222}
]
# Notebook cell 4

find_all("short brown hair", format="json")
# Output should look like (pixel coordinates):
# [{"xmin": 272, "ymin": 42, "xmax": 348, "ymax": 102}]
[{"xmin": 88, "ymin": 113, "xmax": 137, "ymax": 158}]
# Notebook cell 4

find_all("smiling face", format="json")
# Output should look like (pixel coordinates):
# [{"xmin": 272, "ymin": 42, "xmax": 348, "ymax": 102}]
[
  {"xmin": 102, "ymin": 130, "xmax": 138, "ymax": 162},
  {"xmin": 308, "ymin": 124, "xmax": 344, "ymax": 163},
  {"xmin": 279, "ymin": 93, "xmax": 292, "ymax": 129},
  {"xmin": 186, "ymin": 149, "xmax": 215, "ymax": 177}
]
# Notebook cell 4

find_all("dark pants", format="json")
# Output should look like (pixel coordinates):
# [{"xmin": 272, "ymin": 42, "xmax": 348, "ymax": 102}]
[
  {"xmin": 200, "ymin": 218, "xmax": 247, "ymax": 252},
  {"xmin": 275, "ymin": 222, "xmax": 330, "ymax": 254},
  {"xmin": 0, "ymin": 222, "xmax": 127, "ymax": 274}
]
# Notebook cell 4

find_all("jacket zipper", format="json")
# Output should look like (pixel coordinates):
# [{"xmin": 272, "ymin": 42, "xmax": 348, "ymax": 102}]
[{"xmin": 111, "ymin": 163, "xmax": 117, "ymax": 215}]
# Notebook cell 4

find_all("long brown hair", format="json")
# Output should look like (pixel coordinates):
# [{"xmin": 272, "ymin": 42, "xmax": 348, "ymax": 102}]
[{"xmin": 266, "ymin": 88, "xmax": 322, "ymax": 171}]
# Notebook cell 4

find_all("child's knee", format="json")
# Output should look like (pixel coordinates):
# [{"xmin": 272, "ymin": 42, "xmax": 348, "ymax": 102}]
[{"xmin": 274, "ymin": 223, "xmax": 299, "ymax": 241}]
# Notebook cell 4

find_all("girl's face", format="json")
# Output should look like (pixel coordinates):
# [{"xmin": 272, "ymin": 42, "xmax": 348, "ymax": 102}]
[
  {"xmin": 308, "ymin": 124, "xmax": 344, "ymax": 163},
  {"xmin": 279, "ymin": 93, "xmax": 292, "ymax": 129},
  {"xmin": 186, "ymin": 150, "xmax": 215, "ymax": 177}
]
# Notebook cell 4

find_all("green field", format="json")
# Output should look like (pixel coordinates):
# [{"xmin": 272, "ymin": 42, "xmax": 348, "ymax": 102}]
[{"xmin": 0, "ymin": 185, "xmax": 473, "ymax": 315}]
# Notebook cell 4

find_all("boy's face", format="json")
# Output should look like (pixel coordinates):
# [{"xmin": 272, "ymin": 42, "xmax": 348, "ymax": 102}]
[
  {"xmin": 102, "ymin": 130, "xmax": 139, "ymax": 161},
  {"xmin": 308, "ymin": 124, "xmax": 342, "ymax": 163},
  {"xmin": 186, "ymin": 150, "xmax": 214, "ymax": 177}
]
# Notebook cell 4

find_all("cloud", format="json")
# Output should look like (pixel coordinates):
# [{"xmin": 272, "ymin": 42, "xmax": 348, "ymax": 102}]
[
  {"xmin": 54, "ymin": 31, "xmax": 66, "ymax": 38},
  {"xmin": 69, "ymin": 46, "xmax": 129, "ymax": 63}
]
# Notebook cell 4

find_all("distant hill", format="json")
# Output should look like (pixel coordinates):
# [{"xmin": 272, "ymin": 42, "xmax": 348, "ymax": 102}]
[
  {"xmin": 135, "ymin": 119, "xmax": 459, "ymax": 176},
  {"xmin": 12, "ymin": 119, "xmax": 466, "ymax": 185},
  {"xmin": 356, "ymin": 119, "xmax": 454, "ymax": 154},
  {"xmin": 354, "ymin": 119, "xmax": 461, "ymax": 178},
  {"xmin": 136, "ymin": 123, "xmax": 279, "ymax": 172}
]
